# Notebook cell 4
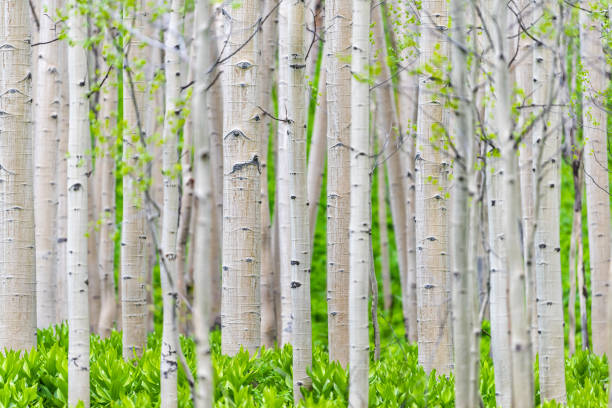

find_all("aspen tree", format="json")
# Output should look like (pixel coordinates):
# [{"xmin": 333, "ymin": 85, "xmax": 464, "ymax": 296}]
[
  {"xmin": 415, "ymin": 0, "xmax": 452, "ymax": 375},
  {"xmin": 580, "ymin": 0, "xmax": 610, "ymax": 355},
  {"xmin": 193, "ymin": 0, "xmax": 213, "ymax": 403},
  {"xmin": 67, "ymin": 1, "xmax": 91, "ymax": 404},
  {"xmin": 221, "ymin": 0, "xmax": 262, "ymax": 354},
  {"xmin": 97, "ymin": 36, "xmax": 118, "ymax": 338},
  {"xmin": 348, "ymin": 0, "xmax": 371, "ymax": 403},
  {"xmin": 568, "ymin": 160, "xmax": 584, "ymax": 354},
  {"xmin": 160, "ymin": 0, "xmax": 185, "ymax": 404},
  {"xmin": 34, "ymin": 0, "xmax": 60, "ymax": 329},
  {"xmin": 287, "ymin": 0, "xmax": 312, "ymax": 398},
  {"xmin": 532, "ymin": 0, "xmax": 566, "ymax": 401},
  {"xmin": 449, "ymin": 0, "xmax": 479, "ymax": 404},
  {"xmin": 0, "ymin": 0, "xmax": 36, "ymax": 351},
  {"xmin": 325, "ymin": 0, "xmax": 351, "ymax": 365},
  {"xmin": 260, "ymin": 0, "xmax": 279, "ymax": 347},
  {"xmin": 376, "ymin": 136, "xmax": 391, "ymax": 311},
  {"xmin": 490, "ymin": 2, "xmax": 534, "ymax": 405},
  {"xmin": 277, "ymin": 0, "xmax": 293, "ymax": 346},
  {"xmin": 122, "ymin": 2, "xmax": 148, "ymax": 359}
]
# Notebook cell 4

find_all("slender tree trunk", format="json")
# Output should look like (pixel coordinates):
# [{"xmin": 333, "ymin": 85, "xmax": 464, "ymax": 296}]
[
  {"xmin": 580, "ymin": 0, "xmax": 610, "ymax": 356},
  {"xmin": 568, "ymin": 160, "xmax": 583, "ymax": 355},
  {"xmin": 193, "ymin": 0, "xmax": 213, "ymax": 404},
  {"xmin": 97, "ymin": 37, "xmax": 117, "ymax": 338},
  {"xmin": 277, "ymin": 0, "xmax": 293, "ymax": 346},
  {"xmin": 67, "ymin": 4, "xmax": 91, "ymax": 405},
  {"xmin": 122, "ymin": 2, "xmax": 148, "ymax": 360},
  {"xmin": 348, "ymin": 0, "xmax": 370, "ymax": 402},
  {"xmin": 325, "ymin": 0, "xmax": 351, "ymax": 365},
  {"xmin": 260, "ymin": 0, "xmax": 279, "ymax": 347},
  {"xmin": 160, "ymin": 0, "xmax": 185, "ymax": 405},
  {"xmin": 376, "ymin": 135, "xmax": 391, "ymax": 311},
  {"xmin": 0, "ymin": 0, "xmax": 37, "ymax": 351},
  {"xmin": 532, "ymin": 0, "xmax": 566, "ymax": 401},
  {"xmin": 88, "ymin": 169, "xmax": 101, "ymax": 334},
  {"xmin": 415, "ymin": 0, "xmax": 452, "ymax": 375},
  {"xmin": 221, "ymin": 0, "xmax": 262, "ymax": 355},
  {"xmin": 34, "ymin": 0, "xmax": 59, "ymax": 329}
]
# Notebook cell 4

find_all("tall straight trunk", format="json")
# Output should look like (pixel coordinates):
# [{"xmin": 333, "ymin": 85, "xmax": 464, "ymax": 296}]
[
  {"xmin": 376, "ymin": 135, "xmax": 391, "ymax": 311},
  {"xmin": 277, "ymin": 0, "xmax": 293, "ymax": 346},
  {"xmin": 67, "ymin": 4, "xmax": 91, "ymax": 406},
  {"xmin": 415, "ymin": 0, "xmax": 452, "ymax": 375},
  {"xmin": 97, "ymin": 38, "xmax": 117, "ymax": 338},
  {"xmin": 307, "ymin": 59, "xmax": 326, "ymax": 248},
  {"xmin": 192, "ymin": 0, "xmax": 213, "ymax": 404},
  {"xmin": 56, "ymin": 21, "xmax": 69, "ymax": 323},
  {"xmin": 449, "ymin": 0, "xmax": 479, "ymax": 404},
  {"xmin": 34, "ymin": 0, "xmax": 59, "ymax": 329},
  {"xmin": 287, "ymin": 0, "xmax": 312, "ymax": 398},
  {"xmin": 0, "ymin": 0, "xmax": 36, "ymax": 351},
  {"xmin": 260, "ymin": 0, "xmax": 279, "ymax": 347},
  {"xmin": 122, "ymin": 2, "xmax": 148, "ymax": 360},
  {"xmin": 532, "ymin": 0, "xmax": 566, "ymax": 401},
  {"xmin": 580, "ymin": 1, "xmax": 610, "ymax": 356},
  {"xmin": 568, "ymin": 161, "xmax": 583, "ymax": 355},
  {"xmin": 88, "ymin": 169, "xmax": 100, "ymax": 334},
  {"xmin": 491, "ymin": 3, "xmax": 534, "ymax": 405},
  {"xmin": 325, "ymin": 0, "xmax": 351, "ymax": 365},
  {"xmin": 221, "ymin": 0, "xmax": 262, "ymax": 355},
  {"xmin": 515, "ymin": 0, "xmax": 537, "ymax": 358},
  {"xmin": 348, "ymin": 0, "xmax": 370, "ymax": 403},
  {"xmin": 160, "ymin": 0, "xmax": 185, "ymax": 405}
]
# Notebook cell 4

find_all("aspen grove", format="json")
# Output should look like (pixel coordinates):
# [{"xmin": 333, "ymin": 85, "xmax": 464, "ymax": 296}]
[{"xmin": 2, "ymin": 0, "xmax": 612, "ymax": 406}]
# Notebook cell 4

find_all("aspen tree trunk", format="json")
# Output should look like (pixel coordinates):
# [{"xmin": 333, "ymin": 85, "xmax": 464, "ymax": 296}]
[
  {"xmin": 376, "ymin": 136, "xmax": 391, "ymax": 311},
  {"xmin": 193, "ymin": 0, "xmax": 213, "ymax": 403},
  {"xmin": 348, "ymin": 0, "xmax": 370, "ymax": 403},
  {"xmin": 325, "ymin": 0, "xmax": 351, "ymax": 365},
  {"xmin": 415, "ymin": 0, "xmax": 452, "ymax": 375},
  {"xmin": 88, "ymin": 175, "xmax": 101, "ymax": 334},
  {"xmin": 307, "ymin": 61, "xmax": 327, "ymax": 247},
  {"xmin": 277, "ymin": 0, "xmax": 293, "ymax": 346},
  {"xmin": 221, "ymin": 0, "xmax": 262, "ymax": 354},
  {"xmin": 449, "ymin": 0, "xmax": 479, "ymax": 404},
  {"xmin": 160, "ymin": 0, "xmax": 185, "ymax": 404},
  {"xmin": 533, "ymin": 0, "xmax": 566, "ymax": 401},
  {"xmin": 568, "ymin": 161, "xmax": 583, "ymax": 355},
  {"xmin": 0, "ymin": 0, "xmax": 36, "ymax": 351},
  {"xmin": 287, "ymin": 0, "xmax": 312, "ymax": 398},
  {"xmin": 122, "ymin": 2, "xmax": 148, "ymax": 360},
  {"xmin": 67, "ymin": 3, "xmax": 91, "ymax": 405},
  {"xmin": 515, "ymin": 0, "xmax": 537, "ymax": 357},
  {"xmin": 580, "ymin": 2, "xmax": 610, "ymax": 356},
  {"xmin": 97, "ymin": 40, "xmax": 117, "ymax": 338},
  {"xmin": 34, "ymin": 0, "xmax": 59, "ymax": 329},
  {"xmin": 260, "ymin": 0, "xmax": 279, "ymax": 347},
  {"xmin": 56, "ymin": 24, "xmax": 69, "ymax": 323}
]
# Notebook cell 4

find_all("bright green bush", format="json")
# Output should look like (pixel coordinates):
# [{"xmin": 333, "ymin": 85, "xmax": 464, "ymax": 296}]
[{"xmin": 0, "ymin": 324, "xmax": 609, "ymax": 407}]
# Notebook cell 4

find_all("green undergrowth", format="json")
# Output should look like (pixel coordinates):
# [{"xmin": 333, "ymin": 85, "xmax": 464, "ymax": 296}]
[{"xmin": 0, "ymin": 324, "xmax": 609, "ymax": 407}]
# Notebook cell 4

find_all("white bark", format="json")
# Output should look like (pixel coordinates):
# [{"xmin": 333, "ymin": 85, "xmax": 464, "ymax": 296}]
[
  {"xmin": 221, "ymin": 0, "xmax": 262, "ymax": 354},
  {"xmin": 34, "ymin": 0, "xmax": 59, "ymax": 329},
  {"xmin": 0, "ymin": 0, "xmax": 37, "ymax": 351},
  {"xmin": 415, "ymin": 0, "xmax": 453, "ymax": 375},
  {"xmin": 325, "ymin": 0, "xmax": 351, "ymax": 365},
  {"xmin": 67, "ymin": 3, "xmax": 91, "ymax": 406},
  {"xmin": 348, "ymin": 0, "xmax": 370, "ymax": 403}
]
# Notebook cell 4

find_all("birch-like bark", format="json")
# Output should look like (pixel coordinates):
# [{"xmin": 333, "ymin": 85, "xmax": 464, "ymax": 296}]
[
  {"xmin": 260, "ymin": 0, "xmax": 279, "ymax": 347},
  {"xmin": 287, "ymin": 0, "xmax": 312, "ymax": 398},
  {"xmin": 376, "ymin": 135, "xmax": 391, "ymax": 311},
  {"xmin": 67, "ymin": 4, "xmax": 91, "ymax": 405},
  {"xmin": 97, "ymin": 38, "xmax": 117, "ymax": 338},
  {"xmin": 193, "ymin": 0, "xmax": 213, "ymax": 404},
  {"xmin": 277, "ymin": 0, "xmax": 293, "ymax": 346},
  {"xmin": 221, "ymin": 0, "xmax": 262, "ymax": 354},
  {"xmin": 568, "ymin": 161, "xmax": 583, "ymax": 355},
  {"xmin": 415, "ymin": 0, "xmax": 452, "ymax": 375},
  {"xmin": 580, "ymin": 1, "xmax": 610, "ymax": 356},
  {"xmin": 348, "ymin": 0, "xmax": 371, "ymax": 404},
  {"xmin": 0, "ymin": 0, "xmax": 36, "ymax": 351},
  {"xmin": 122, "ymin": 2, "xmax": 148, "ymax": 360},
  {"xmin": 325, "ymin": 0, "xmax": 351, "ymax": 365},
  {"xmin": 533, "ymin": 0, "xmax": 566, "ymax": 401},
  {"xmin": 34, "ymin": 0, "xmax": 59, "ymax": 329},
  {"xmin": 160, "ymin": 0, "xmax": 184, "ymax": 404}
]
